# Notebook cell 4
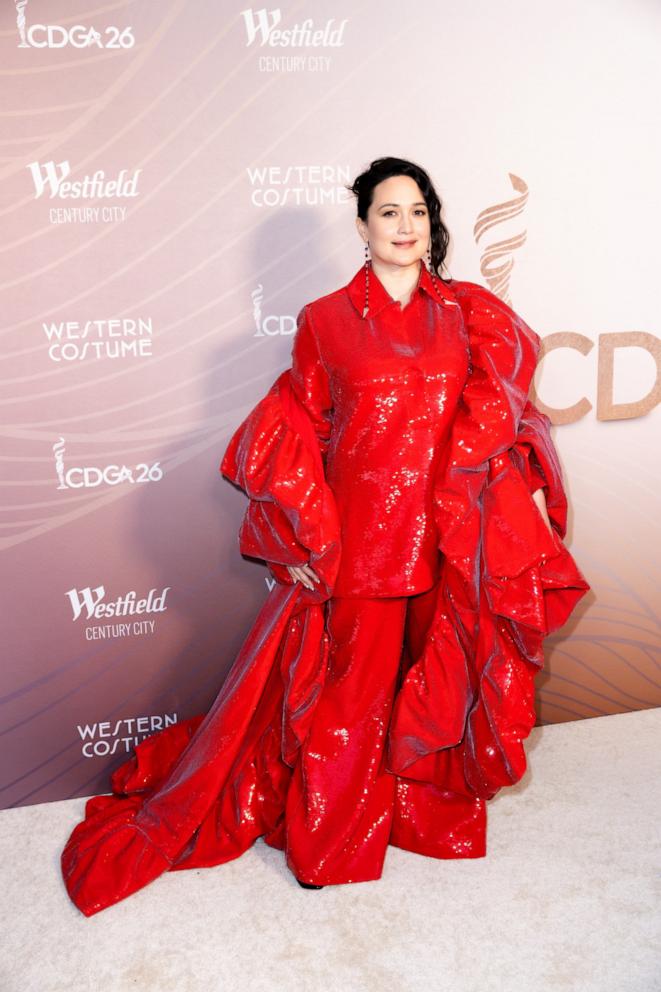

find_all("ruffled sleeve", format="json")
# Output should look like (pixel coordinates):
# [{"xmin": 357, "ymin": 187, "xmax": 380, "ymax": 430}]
[
  {"xmin": 220, "ymin": 369, "xmax": 341, "ymax": 595},
  {"xmin": 387, "ymin": 281, "xmax": 591, "ymax": 800},
  {"xmin": 432, "ymin": 282, "xmax": 543, "ymax": 570}
]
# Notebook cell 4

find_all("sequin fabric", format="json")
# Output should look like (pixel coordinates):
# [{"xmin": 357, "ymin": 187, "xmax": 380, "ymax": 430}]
[
  {"xmin": 59, "ymin": 268, "xmax": 591, "ymax": 915},
  {"xmin": 290, "ymin": 261, "xmax": 469, "ymax": 596}
]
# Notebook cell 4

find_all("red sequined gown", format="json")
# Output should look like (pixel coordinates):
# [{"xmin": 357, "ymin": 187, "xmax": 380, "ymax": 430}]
[{"xmin": 60, "ymin": 262, "xmax": 590, "ymax": 915}]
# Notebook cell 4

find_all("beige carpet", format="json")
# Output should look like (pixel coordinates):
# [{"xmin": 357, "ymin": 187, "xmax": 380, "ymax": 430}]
[{"xmin": 0, "ymin": 708, "xmax": 658, "ymax": 992}]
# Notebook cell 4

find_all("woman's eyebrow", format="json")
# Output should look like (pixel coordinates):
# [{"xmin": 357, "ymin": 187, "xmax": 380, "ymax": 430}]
[{"xmin": 377, "ymin": 201, "xmax": 427, "ymax": 208}]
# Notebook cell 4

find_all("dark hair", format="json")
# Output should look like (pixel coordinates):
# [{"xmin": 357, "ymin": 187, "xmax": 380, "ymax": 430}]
[{"xmin": 346, "ymin": 156, "xmax": 452, "ymax": 283}]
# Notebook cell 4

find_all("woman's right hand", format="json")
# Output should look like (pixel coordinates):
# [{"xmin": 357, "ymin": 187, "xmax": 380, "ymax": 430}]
[{"xmin": 286, "ymin": 563, "xmax": 320, "ymax": 590}]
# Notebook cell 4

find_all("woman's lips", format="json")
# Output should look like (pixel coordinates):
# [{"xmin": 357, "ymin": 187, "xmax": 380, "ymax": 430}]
[{"xmin": 393, "ymin": 240, "xmax": 416, "ymax": 247}]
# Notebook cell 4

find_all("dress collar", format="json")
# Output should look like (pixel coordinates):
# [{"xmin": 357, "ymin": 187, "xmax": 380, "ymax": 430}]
[{"xmin": 345, "ymin": 259, "xmax": 460, "ymax": 318}]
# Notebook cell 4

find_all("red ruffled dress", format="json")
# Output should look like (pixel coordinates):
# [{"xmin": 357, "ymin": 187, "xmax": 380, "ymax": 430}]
[{"xmin": 60, "ymin": 262, "xmax": 590, "ymax": 915}]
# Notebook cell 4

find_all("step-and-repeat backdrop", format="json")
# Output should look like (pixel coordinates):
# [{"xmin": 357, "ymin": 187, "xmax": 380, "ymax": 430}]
[{"xmin": 2, "ymin": 0, "xmax": 659, "ymax": 808}]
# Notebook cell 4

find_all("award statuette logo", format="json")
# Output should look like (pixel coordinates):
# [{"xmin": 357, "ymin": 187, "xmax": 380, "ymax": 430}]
[{"xmin": 15, "ymin": 0, "xmax": 28, "ymax": 47}]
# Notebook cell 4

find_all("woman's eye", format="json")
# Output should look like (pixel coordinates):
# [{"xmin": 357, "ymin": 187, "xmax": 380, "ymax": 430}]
[{"xmin": 382, "ymin": 209, "xmax": 427, "ymax": 217}]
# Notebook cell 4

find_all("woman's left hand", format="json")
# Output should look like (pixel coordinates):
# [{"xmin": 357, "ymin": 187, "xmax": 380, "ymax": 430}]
[{"xmin": 532, "ymin": 487, "xmax": 554, "ymax": 538}]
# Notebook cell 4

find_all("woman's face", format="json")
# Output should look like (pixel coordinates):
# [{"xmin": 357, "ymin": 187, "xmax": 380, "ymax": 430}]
[{"xmin": 356, "ymin": 174, "xmax": 431, "ymax": 269}]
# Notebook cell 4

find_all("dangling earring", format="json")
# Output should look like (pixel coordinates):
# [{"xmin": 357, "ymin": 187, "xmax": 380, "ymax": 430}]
[
  {"xmin": 362, "ymin": 240, "xmax": 370, "ymax": 318},
  {"xmin": 433, "ymin": 247, "xmax": 453, "ymax": 283},
  {"xmin": 426, "ymin": 244, "xmax": 442, "ymax": 295}
]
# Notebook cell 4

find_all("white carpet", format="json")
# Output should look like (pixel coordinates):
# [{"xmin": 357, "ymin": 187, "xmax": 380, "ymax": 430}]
[{"xmin": 0, "ymin": 708, "xmax": 658, "ymax": 992}]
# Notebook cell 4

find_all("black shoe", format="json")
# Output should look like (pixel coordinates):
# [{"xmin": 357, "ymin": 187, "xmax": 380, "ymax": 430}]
[{"xmin": 296, "ymin": 878, "xmax": 324, "ymax": 889}]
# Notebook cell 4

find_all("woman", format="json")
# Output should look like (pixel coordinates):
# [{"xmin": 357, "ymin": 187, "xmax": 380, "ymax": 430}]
[{"xmin": 61, "ymin": 157, "xmax": 590, "ymax": 915}]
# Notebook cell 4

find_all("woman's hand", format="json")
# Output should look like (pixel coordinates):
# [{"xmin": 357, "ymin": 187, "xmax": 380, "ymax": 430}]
[
  {"xmin": 532, "ymin": 487, "xmax": 554, "ymax": 538},
  {"xmin": 286, "ymin": 563, "xmax": 320, "ymax": 590}
]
